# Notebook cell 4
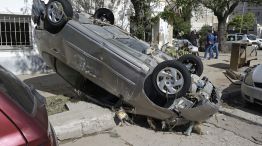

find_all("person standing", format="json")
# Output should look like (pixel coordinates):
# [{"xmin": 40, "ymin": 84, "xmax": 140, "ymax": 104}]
[
  {"xmin": 212, "ymin": 31, "xmax": 219, "ymax": 59},
  {"xmin": 204, "ymin": 29, "xmax": 215, "ymax": 59},
  {"xmin": 189, "ymin": 30, "xmax": 198, "ymax": 47}
]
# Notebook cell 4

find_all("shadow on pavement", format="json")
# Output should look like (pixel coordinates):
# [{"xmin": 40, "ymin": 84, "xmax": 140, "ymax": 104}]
[
  {"xmin": 24, "ymin": 73, "xmax": 76, "ymax": 97},
  {"xmin": 222, "ymin": 83, "xmax": 262, "ymax": 117},
  {"xmin": 208, "ymin": 63, "xmax": 229, "ymax": 70},
  {"xmin": 127, "ymin": 114, "xmax": 189, "ymax": 135}
]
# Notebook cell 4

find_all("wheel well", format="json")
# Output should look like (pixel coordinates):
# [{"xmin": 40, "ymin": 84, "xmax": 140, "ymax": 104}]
[
  {"xmin": 94, "ymin": 8, "xmax": 115, "ymax": 25},
  {"xmin": 144, "ymin": 75, "xmax": 168, "ymax": 107}
]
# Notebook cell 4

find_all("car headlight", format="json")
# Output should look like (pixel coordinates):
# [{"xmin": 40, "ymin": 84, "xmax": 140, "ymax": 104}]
[{"xmin": 244, "ymin": 71, "xmax": 254, "ymax": 86}]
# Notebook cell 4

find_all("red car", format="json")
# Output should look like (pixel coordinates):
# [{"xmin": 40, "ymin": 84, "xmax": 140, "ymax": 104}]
[{"xmin": 0, "ymin": 66, "xmax": 57, "ymax": 146}]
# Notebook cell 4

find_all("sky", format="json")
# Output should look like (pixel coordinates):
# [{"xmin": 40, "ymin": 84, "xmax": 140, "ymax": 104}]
[{"xmin": 0, "ymin": 0, "xmax": 33, "ymax": 14}]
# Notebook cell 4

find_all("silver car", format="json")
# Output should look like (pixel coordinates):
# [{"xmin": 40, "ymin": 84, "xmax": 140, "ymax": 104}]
[
  {"xmin": 242, "ymin": 64, "xmax": 262, "ymax": 105},
  {"xmin": 32, "ymin": 0, "xmax": 220, "ymax": 128}
]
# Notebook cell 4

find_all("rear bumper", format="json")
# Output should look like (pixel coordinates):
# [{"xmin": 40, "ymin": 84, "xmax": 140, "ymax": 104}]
[{"xmin": 241, "ymin": 83, "xmax": 262, "ymax": 105}]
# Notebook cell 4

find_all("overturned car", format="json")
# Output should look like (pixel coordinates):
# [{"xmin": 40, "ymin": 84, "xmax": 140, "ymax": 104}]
[{"xmin": 32, "ymin": 0, "xmax": 220, "ymax": 129}]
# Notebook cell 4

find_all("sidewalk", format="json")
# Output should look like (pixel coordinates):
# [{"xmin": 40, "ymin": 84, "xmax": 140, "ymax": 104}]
[
  {"xmin": 219, "ymin": 107, "xmax": 262, "ymax": 126},
  {"xmin": 49, "ymin": 101, "xmax": 116, "ymax": 140}
]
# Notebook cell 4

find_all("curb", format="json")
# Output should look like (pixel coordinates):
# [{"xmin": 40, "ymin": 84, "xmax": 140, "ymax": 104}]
[
  {"xmin": 219, "ymin": 107, "xmax": 262, "ymax": 127},
  {"xmin": 49, "ymin": 101, "xmax": 116, "ymax": 141}
]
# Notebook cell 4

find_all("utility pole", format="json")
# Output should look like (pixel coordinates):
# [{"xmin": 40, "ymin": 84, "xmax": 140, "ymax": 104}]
[{"xmin": 240, "ymin": 0, "xmax": 248, "ymax": 33}]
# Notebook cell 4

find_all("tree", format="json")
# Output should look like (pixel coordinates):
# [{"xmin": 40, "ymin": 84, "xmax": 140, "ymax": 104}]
[
  {"xmin": 228, "ymin": 12, "xmax": 256, "ymax": 33},
  {"xmin": 160, "ymin": 0, "xmax": 200, "ymax": 38},
  {"xmin": 21, "ymin": 0, "xmax": 31, "ymax": 14},
  {"xmin": 74, "ymin": 0, "xmax": 105, "ymax": 13},
  {"xmin": 130, "ymin": 0, "xmax": 154, "ymax": 41},
  {"xmin": 199, "ymin": 0, "xmax": 262, "ymax": 52},
  {"xmin": 198, "ymin": 0, "xmax": 241, "ymax": 52}
]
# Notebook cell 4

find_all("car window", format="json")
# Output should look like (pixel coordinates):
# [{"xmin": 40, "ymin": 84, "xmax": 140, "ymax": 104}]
[
  {"xmin": 227, "ymin": 35, "xmax": 235, "ymax": 41},
  {"xmin": 0, "ymin": 68, "xmax": 34, "ymax": 113},
  {"xmin": 107, "ymin": 39, "xmax": 144, "ymax": 58},
  {"xmin": 237, "ymin": 35, "xmax": 243, "ymax": 41},
  {"xmin": 115, "ymin": 38, "xmax": 150, "ymax": 54},
  {"xmin": 83, "ymin": 24, "xmax": 114, "ymax": 39},
  {"xmin": 247, "ymin": 35, "xmax": 256, "ymax": 40},
  {"xmin": 103, "ymin": 26, "xmax": 127, "ymax": 37},
  {"xmin": 104, "ymin": 26, "xmax": 150, "ymax": 53}
]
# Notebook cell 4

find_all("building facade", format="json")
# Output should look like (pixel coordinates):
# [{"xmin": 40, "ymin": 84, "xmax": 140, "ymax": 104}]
[
  {"xmin": 0, "ymin": 0, "xmax": 48, "ymax": 75},
  {"xmin": 191, "ymin": 5, "xmax": 218, "ymax": 31}
]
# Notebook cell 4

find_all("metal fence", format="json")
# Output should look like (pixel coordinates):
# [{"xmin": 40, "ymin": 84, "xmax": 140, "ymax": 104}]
[{"xmin": 0, "ymin": 14, "xmax": 32, "ymax": 50}]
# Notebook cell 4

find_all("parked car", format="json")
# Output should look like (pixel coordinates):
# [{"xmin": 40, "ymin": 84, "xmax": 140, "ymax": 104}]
[
  {"xmin": 226, "ymin": 34, "xmax": 259, "ymax": 49},
  {"xmin": 173, "ymin": 39, "xmax": 199, "ymax": 54},
  {"xmin": 32, "ymin": 0, "xmax": 220, "ymax": 128},
  {"xmin": 257, "ymin": 38, "xmax": 262, "ymax": 49},
  {"xmin": 0, "ymin": 66, "xmax": 57, "ymax": 146},
  {"xmin": 241, "ymin": 64, "xmax": 262, "ymax": 105}
]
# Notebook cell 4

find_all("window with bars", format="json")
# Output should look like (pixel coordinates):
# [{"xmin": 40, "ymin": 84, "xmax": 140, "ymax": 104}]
[{"xmin": 0, "ymin": 14, "xmax": 32, "ymax": 49}]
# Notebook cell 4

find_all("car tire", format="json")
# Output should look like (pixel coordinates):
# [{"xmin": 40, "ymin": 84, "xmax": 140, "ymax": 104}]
[
  {"xmin": 178, "ymin": 54, "xmax": 203, "ymax": 76},
  {"xmin": 152, "ymin": 60, "xmax": 191, "ymax": 99},
  {"xmin": 94, "ymin": 8, "xmax": 115, "ymax": 25},
  {"xmin": 32, "ymin": 1, "xmax": 46, "ymax": 25},
  {"xmin": 44, "ymin": 0, "xmax": 73, "ymax": 34}
]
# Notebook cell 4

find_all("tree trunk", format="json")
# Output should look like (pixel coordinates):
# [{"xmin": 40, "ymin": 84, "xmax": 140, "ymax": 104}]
[
  {"xmin": 217, "ymin": 19, "xmax": 227, "ymax": 53},
  {"xmin": 130, "ymin": 0, "xmax": 152, "ymax": 41}
]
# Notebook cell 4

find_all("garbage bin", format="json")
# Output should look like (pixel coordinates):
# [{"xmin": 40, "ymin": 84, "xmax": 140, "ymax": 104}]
[{"xmin": 230, "ymin": 43, "xmax": 257, "ymax": 71}]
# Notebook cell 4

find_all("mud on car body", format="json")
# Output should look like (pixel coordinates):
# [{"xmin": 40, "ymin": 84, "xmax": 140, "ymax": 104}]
[{"xmin": 32, "ymin": 0, "xmax": 220, "ymax": 130}]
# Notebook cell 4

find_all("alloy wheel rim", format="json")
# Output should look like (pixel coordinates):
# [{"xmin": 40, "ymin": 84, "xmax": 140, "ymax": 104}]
[
  {"xmin": 156, "ymin": 67, "xmax": 184, "ymax": 95},
  {"xmin": 47, "ymin": 1, "xmax": 64, "ymax": 23}
]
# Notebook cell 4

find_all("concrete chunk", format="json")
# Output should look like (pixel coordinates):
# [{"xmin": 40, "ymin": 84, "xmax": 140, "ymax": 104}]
[{"xmin": 49, "ymin": 101, "xmax": 116, "ymax": 140}]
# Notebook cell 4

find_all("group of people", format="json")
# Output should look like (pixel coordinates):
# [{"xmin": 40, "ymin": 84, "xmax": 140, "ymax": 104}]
[
  {"xmin": 204, "ymin": 30, "xmax": 219, "ymax": 59},
  {"xmin": 177, "ymin": 29, "xmax": 219, "ymax": 60}
]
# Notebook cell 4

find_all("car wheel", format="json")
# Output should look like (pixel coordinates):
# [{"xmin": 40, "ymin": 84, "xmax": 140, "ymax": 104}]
[
  {"xmin": 152, "ymin": 61, "xmax": 191, "ymax": 99},
  {"xmin": 94, "ymin": 8, "xmax": 115, "ymax": 25},
  {"xmin": 178, "ymin": 54, "xmax": 203, "ymax": 76},
  {"xmin": 44, "ymin": 0, "xmax": 73, "ymax": 33}
]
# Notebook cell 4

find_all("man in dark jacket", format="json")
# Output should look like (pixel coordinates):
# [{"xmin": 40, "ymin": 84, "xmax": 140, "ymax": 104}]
[
  {"xmin": 212, "ymin": 31, "xmax": 219, "ymax": 59},
  {"xmin": 189, "ymin": 31, "xmax": 198, "ymax": 46}
]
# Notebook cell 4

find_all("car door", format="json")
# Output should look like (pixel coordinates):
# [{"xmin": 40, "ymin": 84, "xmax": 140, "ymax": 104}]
[{"xmin": 0, "ymin": 111, "xmax": 27, "ymax": 146}]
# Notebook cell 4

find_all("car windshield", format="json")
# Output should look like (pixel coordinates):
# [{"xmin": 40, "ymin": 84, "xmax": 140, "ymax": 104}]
[
  {"xmin": 0, "ymin": 68, "xmax": 34, "ymax": 113},
  {"xmin": 227, "ymin": 35, "xmax": 235, "ymax": 41},
  {"xmin": 116, "ymin": 38, "xmax": 149, "ymax": 54}
]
